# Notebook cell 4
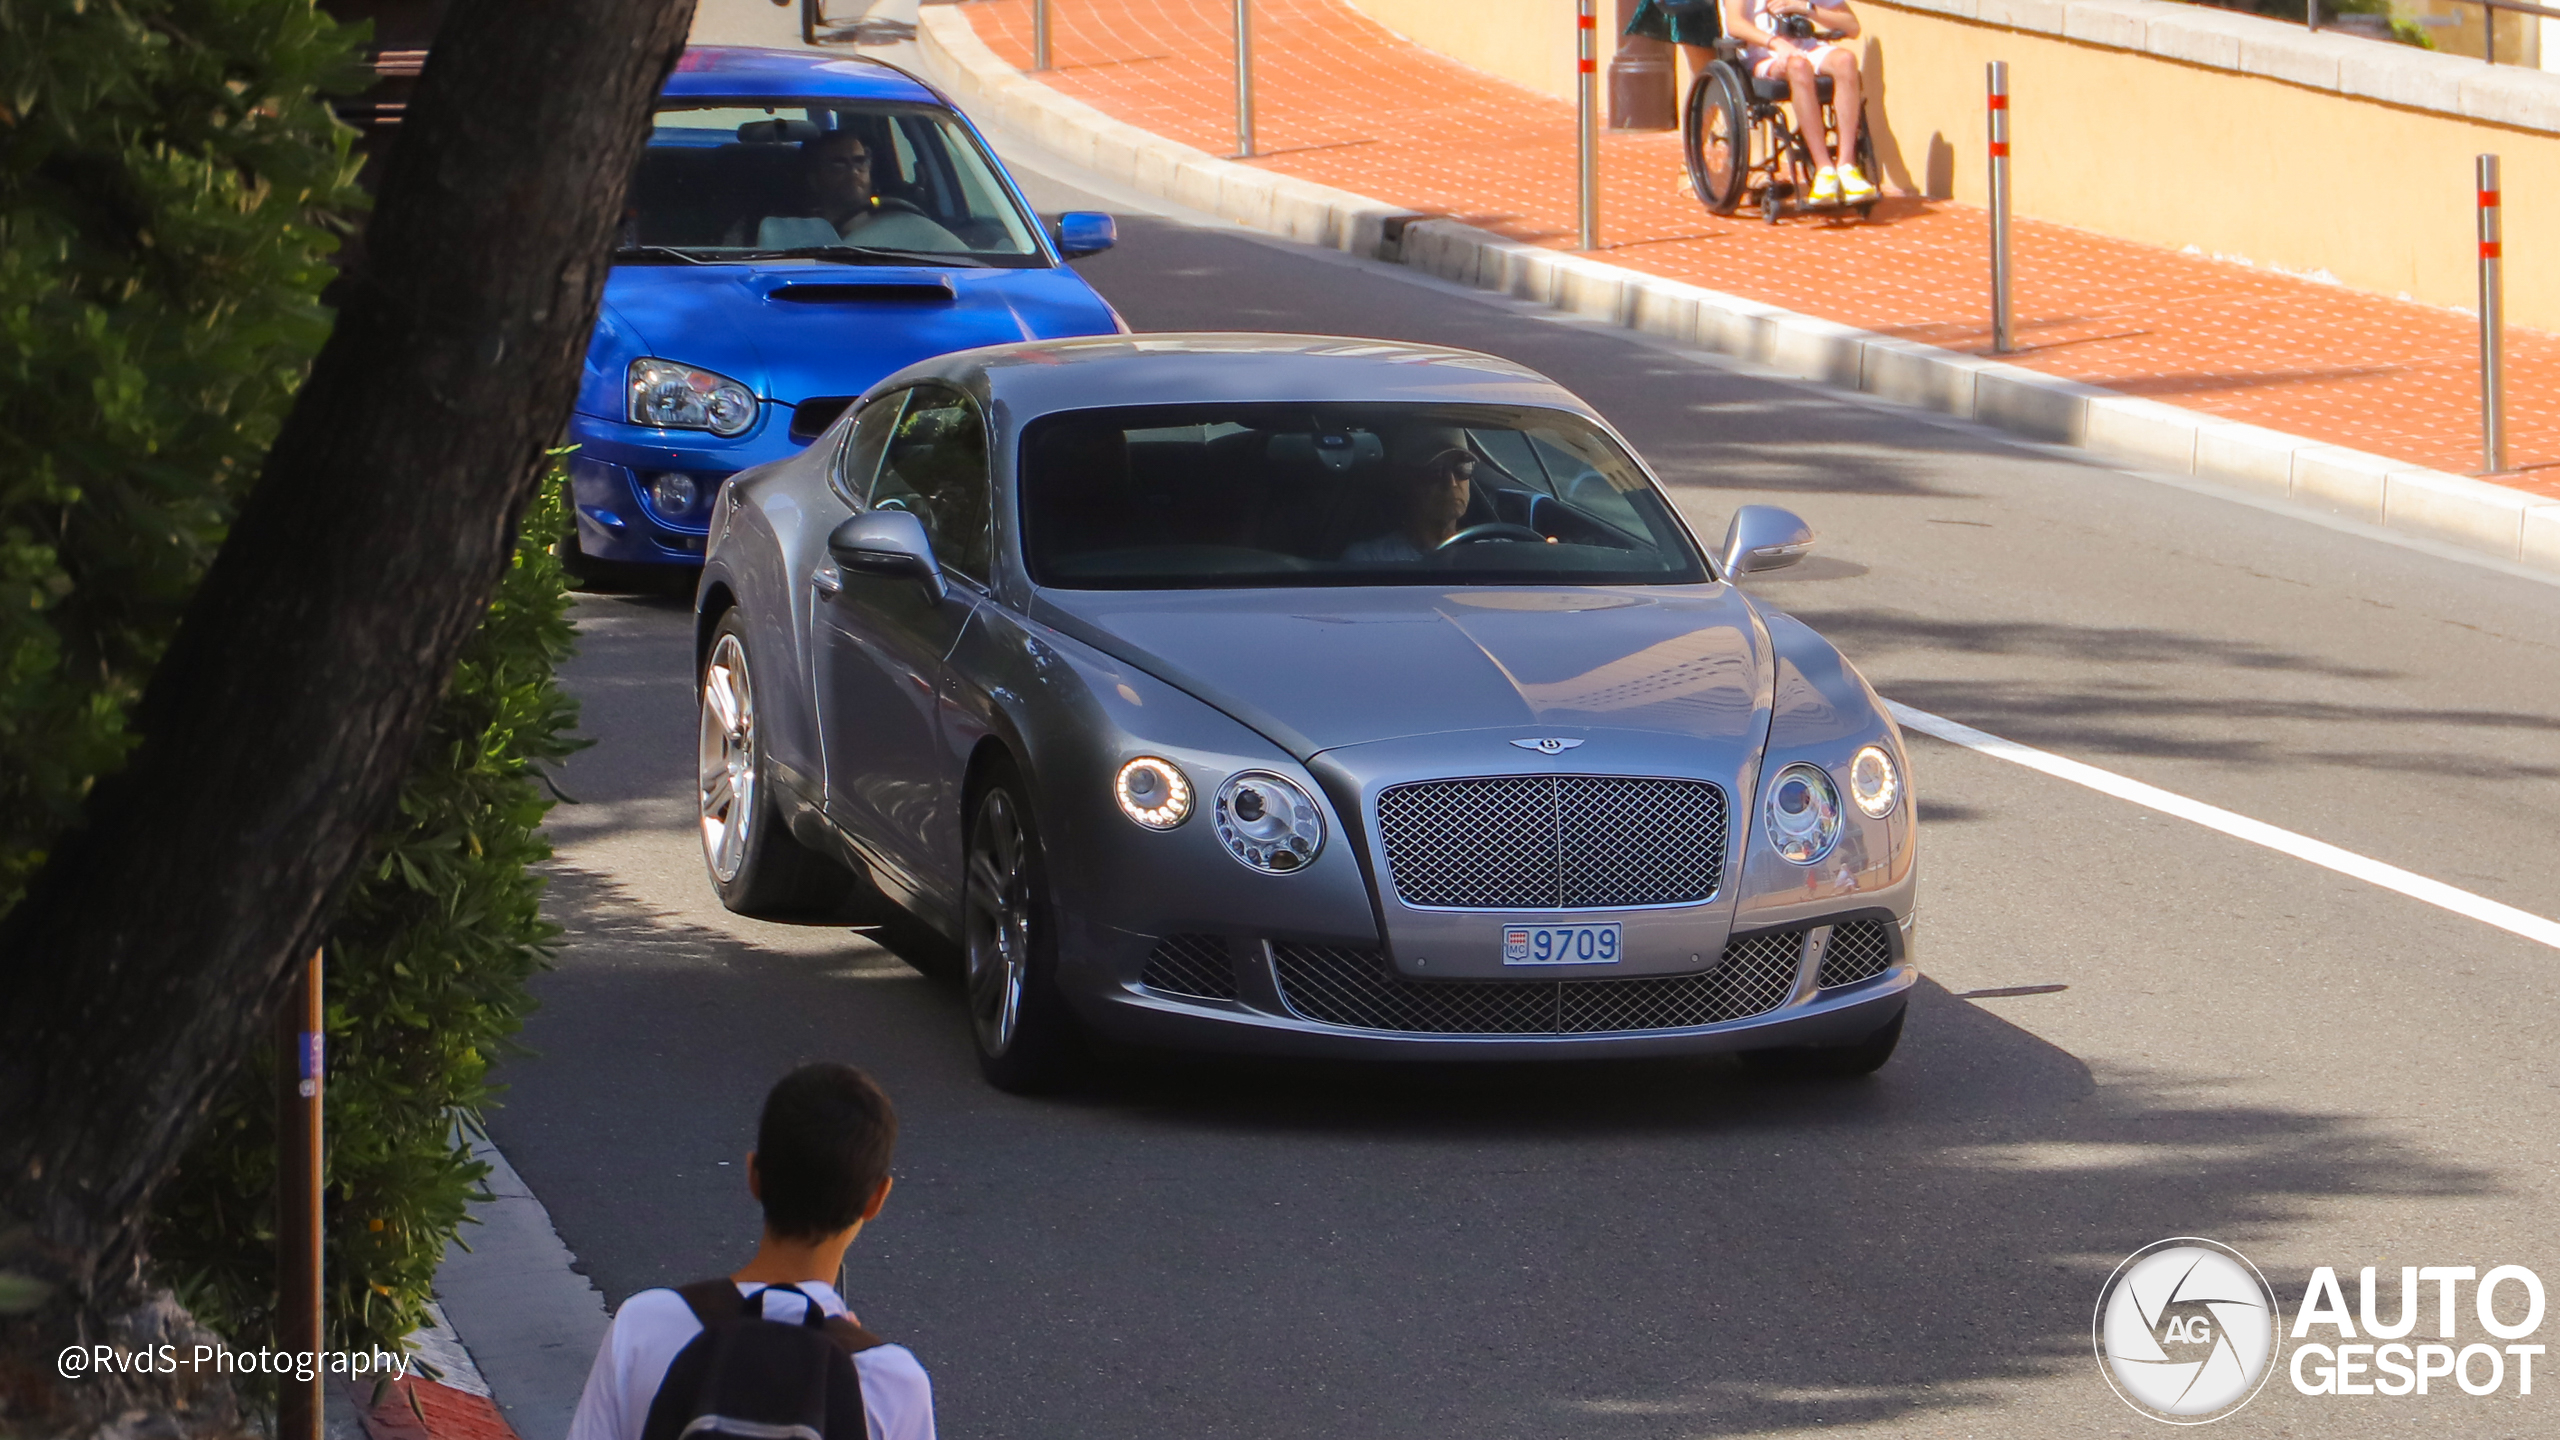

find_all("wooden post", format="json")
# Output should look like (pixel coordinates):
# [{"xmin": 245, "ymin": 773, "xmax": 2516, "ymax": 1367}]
[{"xmin": 276, "ymin": 948, "xmax": 325, "ymax": 1440}]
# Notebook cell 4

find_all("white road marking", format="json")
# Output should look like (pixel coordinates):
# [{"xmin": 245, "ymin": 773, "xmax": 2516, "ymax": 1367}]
[{"xmin": 1886, "ymin": 700, "xmax": 2560, "ymax": 952}]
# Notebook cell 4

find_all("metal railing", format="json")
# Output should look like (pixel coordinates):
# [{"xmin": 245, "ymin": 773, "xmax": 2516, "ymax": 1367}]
[{"xmin": 2304, "ymin": 0, "xmax": 2560, "ymax": 65}]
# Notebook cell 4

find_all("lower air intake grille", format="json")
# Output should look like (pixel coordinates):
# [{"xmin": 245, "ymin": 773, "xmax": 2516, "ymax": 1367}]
[
  {"xmin": 1815, "ymin": 920, "xmax": 1894, "ymax": 988},
  {"xmin": 1272, "ymin": 928, "xmax": 1806, "ymax": 1036},
  {"xmin": 1141, "ymin": 934, "xmax": 1236, "ymax": 1000}
]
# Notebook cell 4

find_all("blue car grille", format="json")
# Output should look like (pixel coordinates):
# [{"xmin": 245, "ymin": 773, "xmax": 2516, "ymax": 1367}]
[
  {"xmin": 1271, "ymin": 927, "xmax": 1804, "ymax": 1036},
  {"xmin": 1375, "ymin": 776, "xmax": 1727, "ymax": 909}
]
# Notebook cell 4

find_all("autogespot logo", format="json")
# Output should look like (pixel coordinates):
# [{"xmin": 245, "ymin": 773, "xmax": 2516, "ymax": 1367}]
[{"xmin": 2094, "ymin": 1238, "xmax": 2283, "ymax": 1424}]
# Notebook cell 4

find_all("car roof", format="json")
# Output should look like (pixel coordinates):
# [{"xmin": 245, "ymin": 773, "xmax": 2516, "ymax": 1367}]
[
  {"xmin": 662, "ymin": 47, "xmax": 944, "ymax": 106},
  {"xmin": 887, "ymin": 334, "xmax": 1600, "ymax": 426}
]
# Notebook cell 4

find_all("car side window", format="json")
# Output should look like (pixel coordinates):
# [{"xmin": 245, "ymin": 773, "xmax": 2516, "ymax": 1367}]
[
  {"xmin": 831, "ymin": 393, "xmax": 907, "ymax": 509},
  {"xmin": 869, "ymin": 384, "xmax": 992, "ymax": 582}
]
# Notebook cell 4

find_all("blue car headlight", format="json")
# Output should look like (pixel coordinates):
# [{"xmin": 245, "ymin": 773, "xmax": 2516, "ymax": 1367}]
[{"xmin": 628, "ymin": 358, "xmax": 757, "ymax": 437}]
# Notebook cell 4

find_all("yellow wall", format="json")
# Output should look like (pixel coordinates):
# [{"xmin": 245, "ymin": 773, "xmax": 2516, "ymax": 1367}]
[
  {"xmin": 1853, "ymin": 3, "xmax": 2560, "ymax": 326},
  {"xmin": 1343, "ymin": 0, "xmax": 1580, "ymax": 103},
  {"xmin": 1351, "ymin": 0, "xmax": 2560, "ymax": 329}
]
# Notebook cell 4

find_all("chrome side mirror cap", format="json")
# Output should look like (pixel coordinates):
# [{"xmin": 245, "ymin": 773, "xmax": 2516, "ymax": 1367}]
[
  {"xmin": 1719, "ymin": 504, "xmax": 1815, "ymax": 577},
  {"xmin": 828, "ymin": 511, "xmax": 946, "ymax": 603}
]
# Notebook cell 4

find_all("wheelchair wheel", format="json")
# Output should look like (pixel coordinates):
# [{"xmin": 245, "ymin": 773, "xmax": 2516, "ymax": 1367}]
[
  {"xmin": 1682, "ymin": 66, "xmax": 1750, "ymax": 217},
  {"xmin": 1854, "ymin": 125, "xmax": 1880, "ymax": 216}
]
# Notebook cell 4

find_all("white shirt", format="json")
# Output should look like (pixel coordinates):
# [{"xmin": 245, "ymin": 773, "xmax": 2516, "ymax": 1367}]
[{"xmin": 566, "ymin": 1281, "xmax": 935, "ymax": 1440}]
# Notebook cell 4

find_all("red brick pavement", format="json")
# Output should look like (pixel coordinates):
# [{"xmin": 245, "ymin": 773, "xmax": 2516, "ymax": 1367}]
[{"xmin": 958, "ymin": 0, "xmax": 2560, "ymax": 498}]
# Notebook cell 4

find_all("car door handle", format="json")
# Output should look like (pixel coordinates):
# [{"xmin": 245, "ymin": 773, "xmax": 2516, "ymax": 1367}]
[{"xmin": 812, "ymin": 565, "xmax": 842, "ymax": 599}]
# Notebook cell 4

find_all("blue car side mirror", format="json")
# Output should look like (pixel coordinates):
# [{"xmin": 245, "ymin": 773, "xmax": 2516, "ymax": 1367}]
[{"xmin": 1054, "ymin": 211, "xmax": 1116, "ymax": 258}]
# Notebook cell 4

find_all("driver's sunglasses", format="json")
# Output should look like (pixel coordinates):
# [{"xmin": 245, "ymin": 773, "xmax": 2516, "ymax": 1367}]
[{"xmin": 817, "ymin": 151, "xmax": 872, "ymax": 171}]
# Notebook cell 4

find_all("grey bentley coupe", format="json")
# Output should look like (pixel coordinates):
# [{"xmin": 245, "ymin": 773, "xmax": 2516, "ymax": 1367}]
[{"xmin": 693, "ymin": 335, "xmax": 1917, "ymax": 1090}]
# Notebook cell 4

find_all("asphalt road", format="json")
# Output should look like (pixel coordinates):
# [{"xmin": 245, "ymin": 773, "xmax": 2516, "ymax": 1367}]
[{"xmin": 484, "ymin": 145, "xmax": 2560, "ymax": 1439}]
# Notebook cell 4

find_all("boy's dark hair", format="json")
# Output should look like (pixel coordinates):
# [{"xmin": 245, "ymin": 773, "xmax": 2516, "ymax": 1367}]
[{"xmin": 755, "ymin": 1064, "xmax": 898, "ymax": 1240}]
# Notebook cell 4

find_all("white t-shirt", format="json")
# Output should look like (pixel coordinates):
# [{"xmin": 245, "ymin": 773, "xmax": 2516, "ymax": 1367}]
[{"xmin": 566, "ymin": 1281, "xmax": 935, "ymax": 1440}]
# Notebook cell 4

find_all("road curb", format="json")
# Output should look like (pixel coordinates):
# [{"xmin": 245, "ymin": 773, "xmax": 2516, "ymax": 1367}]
[{"xmin": 904, "ymin": 5, "xmax": 2560, "ymax": 576}]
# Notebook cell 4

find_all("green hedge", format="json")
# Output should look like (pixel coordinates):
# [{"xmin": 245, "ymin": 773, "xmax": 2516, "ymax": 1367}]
[
  {"xmin": 0, "ymin": 0, "xmax": 368, "ymax": 913},
  {"xmin": 3, "ymin": 0, "xmax": 586, "ymax": 1372},
  {"xmin": 152, "ymin": 466, "xmax": 583, "ymax": 1357}
]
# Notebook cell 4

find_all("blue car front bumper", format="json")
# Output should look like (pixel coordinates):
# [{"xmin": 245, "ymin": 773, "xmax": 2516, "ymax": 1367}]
[{"xmin": 567, "ymin": 407, "xmax": 803, "ymax": 567}]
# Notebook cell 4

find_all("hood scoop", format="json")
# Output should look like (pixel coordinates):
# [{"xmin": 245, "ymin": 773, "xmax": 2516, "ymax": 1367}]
[{"xmin": 767, "ymin": 278, "xmax": 956, "ymax": 305}]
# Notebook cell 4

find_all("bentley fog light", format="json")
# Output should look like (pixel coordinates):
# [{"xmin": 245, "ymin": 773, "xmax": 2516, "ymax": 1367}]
[
  {"xmin": 1765, "ymin": 763, "xmax": 1842, "ymax": 864},
  {"xmin": 1213, "ymin": 771, "xmax": 1325, "ymax": 873},
  {"xmin": 645, "ymin": 471, "xmax": 700, "ymax": 517},
  {"xmin": 628, "ymin": 358, "xmax": 757, "ymax": 437},
  {"xmin": 1848, "ymin": 744, "xmax": 1900, "ymax": 818},
  {"xmin": 1114, "ymin": 756, "xmax": 1192, "ymax": 830}
]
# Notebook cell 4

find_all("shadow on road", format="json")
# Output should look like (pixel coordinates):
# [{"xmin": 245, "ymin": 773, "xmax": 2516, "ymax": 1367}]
[{"xmin": 496, "ymin": 859, "xmax": 2491, "ymax": 1439}]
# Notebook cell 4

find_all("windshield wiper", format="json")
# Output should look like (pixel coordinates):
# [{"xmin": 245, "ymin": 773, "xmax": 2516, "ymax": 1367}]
[
  {"xmin": 734, "ymin": 244, "xmax": 991, "ymax": 269},
  {"xmin": 612, "ymin": 245, "xmax": 716, "ymax": 265}
]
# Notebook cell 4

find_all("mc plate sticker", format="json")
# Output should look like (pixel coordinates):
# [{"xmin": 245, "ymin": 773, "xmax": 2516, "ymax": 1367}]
[{"xmin": 1502, "ymin": 922, "xmax": 1621, "ymax": 965}]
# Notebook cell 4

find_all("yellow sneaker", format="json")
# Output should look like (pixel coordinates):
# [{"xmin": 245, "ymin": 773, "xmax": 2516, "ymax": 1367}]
[
  {"xmin": 1810, "ymin": 168, "xmax": 1841, "ymax": 204},
  {"xmin": 1838, "ymin": 165, "xmax": 1878, "ymax": 203}
]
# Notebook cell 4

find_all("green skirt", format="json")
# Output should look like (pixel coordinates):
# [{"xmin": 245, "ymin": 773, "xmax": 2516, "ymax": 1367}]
[{"xmin": 1625, "ymin": 0, "xmax": 1722, "ymax": 46}]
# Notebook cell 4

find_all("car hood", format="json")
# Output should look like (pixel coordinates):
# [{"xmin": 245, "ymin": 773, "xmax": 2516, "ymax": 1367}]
[
  {"xmin": 590, "ymin": 261, "xmax": 1117, "ymax": 409},
  {"xmin": 1031, "ymin": 586, "xmax": 1773, "ymax": 759}
]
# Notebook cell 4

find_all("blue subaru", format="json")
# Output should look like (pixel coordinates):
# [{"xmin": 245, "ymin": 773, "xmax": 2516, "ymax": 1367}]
[{"xmin": 565, "ymin": 46, "xmax": 1125, "ymax": 575}]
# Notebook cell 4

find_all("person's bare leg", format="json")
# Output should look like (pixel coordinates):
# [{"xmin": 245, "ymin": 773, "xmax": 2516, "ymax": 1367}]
[
  {"xmin": 1785, "ymin": 54, "xmax": 1832, "ymax": 171},
  {"xmin": 1823, "ymin": 49, "xmax": 1863, "ymax": 170}
]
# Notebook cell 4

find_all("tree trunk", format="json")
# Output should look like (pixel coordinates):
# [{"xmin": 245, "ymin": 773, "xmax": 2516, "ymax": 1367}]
[{"xmin": 0, "ymin": 0, "xmax": 694, "ymax": 1423}]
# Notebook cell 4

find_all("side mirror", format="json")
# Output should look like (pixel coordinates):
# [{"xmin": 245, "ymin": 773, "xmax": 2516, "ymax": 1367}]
[
  {"xmin": 1054, "ymin": 211, "xmax": 1117, "ymax": 258},
  {"xmin": 828, "ymin": 511, "xmax": 946, "ymax": 603},
  {"xmin": 1719, "ymin": 505, "xmax": 1815, "ymax": 577}
]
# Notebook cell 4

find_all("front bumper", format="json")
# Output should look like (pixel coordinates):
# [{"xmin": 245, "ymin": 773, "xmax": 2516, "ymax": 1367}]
[
  {"xmin": 566, "ymin": 409, "xmax": 802, "ymax": 567},
  {"xmin": 1060, "ymin": 910, "xmax": 1917, "ymax": 1061}
]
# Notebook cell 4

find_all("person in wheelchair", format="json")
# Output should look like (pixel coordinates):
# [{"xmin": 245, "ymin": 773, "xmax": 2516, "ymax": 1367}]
[
  {"xmin": 728, "ymin": 130, "xmax": 967, "ymax": 252},
  {"xmin": 1724, "ymin": 0, "xmax": 1873, "ymax": 204}
]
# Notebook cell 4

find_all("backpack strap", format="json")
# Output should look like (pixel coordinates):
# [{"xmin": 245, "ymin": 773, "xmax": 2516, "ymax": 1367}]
[{"xmin": 677, "ymin": 1279, "xmax": 888, "ymax": 1355}]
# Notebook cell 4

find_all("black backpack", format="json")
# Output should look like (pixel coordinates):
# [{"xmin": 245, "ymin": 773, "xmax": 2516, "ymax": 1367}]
[{"xmin": 639, "ymin": 1281, "xmax": 885, "ymax": 1440}]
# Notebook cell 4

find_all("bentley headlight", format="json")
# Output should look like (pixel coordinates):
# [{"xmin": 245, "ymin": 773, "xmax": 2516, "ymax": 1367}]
[
  {"xmin": 628, "ymin": 358, "xmax": 758, "ymax": 437},
  {"xmin": 1114, "ymin": 757, "xmax": 1192, "ymax": 830},
  {"xmin": 1765, "ymin": 763, "xmax": 1842, "ymax": 864},
  {"xmin": 1848, "ymin": 744, "xmax": 1899, "ymax": 818},
  {"xmin": 1213, "ymin": 771, "xmax": 1325, "ymax": 873}
]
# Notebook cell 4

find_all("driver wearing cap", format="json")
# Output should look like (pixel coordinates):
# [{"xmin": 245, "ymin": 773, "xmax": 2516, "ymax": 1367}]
[{"xmin": 1341, "ymin": 427, "xmax": 1478, "ymax": 563}]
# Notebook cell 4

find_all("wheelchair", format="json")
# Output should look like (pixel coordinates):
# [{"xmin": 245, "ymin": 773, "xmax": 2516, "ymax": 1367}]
[{"xmin": 1682, "ymin": 34, "xmax": 1878, "ymax": 223}]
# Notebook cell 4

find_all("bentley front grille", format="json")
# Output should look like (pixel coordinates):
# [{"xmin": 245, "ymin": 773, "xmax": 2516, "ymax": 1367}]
[
  {"xmin": 1815, "ymin": 919, "xmax": 1894, "ymax": 988},
  {"xmin": 1271, "ymin": 928, "xmax": 1805, "ymax": 1036},
  {"xmin": 1141, "ymin": 933, "xmax": 1237, "ymax": 1001},
  {"xmin": 1376, "ymin": 776, "xmax": 1727, "ymax": 910}
]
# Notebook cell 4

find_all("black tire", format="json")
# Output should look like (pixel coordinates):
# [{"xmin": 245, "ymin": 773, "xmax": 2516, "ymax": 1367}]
[
  {"xmin": 698, "ymin": 611, "xmax": 854, "ymax": 918},
  {"xmin": 1741, "ymin": 1004, "xmax": 1905, "ymax": 1078},
  {"xmin": 961, "ymin": 762, "xmax": 1081, "ymax": 1093},
  {"xmin": 1682, "ymin": 67, "xmax": 1750, "ymax": 216}
]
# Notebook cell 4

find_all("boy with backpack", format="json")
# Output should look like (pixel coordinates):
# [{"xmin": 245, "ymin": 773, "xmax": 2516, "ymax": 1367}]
[{"xmin": 566, "ymin": 1064, "xmax": 935, "ymax": 1440}]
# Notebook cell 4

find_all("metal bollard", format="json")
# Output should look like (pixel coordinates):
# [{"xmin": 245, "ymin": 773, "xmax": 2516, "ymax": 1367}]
[
  {"xmin": 1578, "ymin": 0, "xmax": 1600, "ymax": 250},
  {"xmin": 1988, "ymin": 62, "xmax": 2013, "ymax": 353},
  {"xmin": 1233, "ymin": 0, "xmax": 1255, "ymax": 159},
  {"xmin": 2479, "ymin": 153, "xmax": 2506, "ymax": 474},
  {"xmin": 1034, "ymin": 0, "xmax": 1052, "ymax": 71}
]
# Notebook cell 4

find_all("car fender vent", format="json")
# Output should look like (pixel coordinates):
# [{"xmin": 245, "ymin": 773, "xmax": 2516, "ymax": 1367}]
[
  {"xmin": 789, "ymin": 397, "xmax": 856, "ymax": 443},
  {"xmin": 766, "ymin": 280, "xmax": 956, "ymax": 304}
]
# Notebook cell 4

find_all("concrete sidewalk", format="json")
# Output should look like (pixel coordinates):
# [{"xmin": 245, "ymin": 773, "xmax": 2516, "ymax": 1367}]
[{"xmin": 946, "ymin": 0, "xmax": 2560, "ymax": 504}]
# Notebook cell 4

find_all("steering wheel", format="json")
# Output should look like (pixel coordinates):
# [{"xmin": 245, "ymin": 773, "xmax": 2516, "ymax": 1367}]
[
  {"xmin": 869, "ymin": 196, "xmax": 927, "ymax": 217},
  {"xmin": 1436, "ymin": 522, "xmax": 1546, "ymax": 550}
]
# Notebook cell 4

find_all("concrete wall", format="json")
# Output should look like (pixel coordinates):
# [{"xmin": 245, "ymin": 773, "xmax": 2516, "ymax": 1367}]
[{"xmin": 1347, "ymin": 0, "xmax": 2560, "ymax": 330}]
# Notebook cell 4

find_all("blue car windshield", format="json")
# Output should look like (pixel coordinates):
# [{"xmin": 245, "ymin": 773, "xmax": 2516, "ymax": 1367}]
[
  {"xmin": 1020, "ymin": 403, "xmax": 1711, "ymax": 589},
  {"xmin": 624, "ymin": 102, "xmax": 1046, "ymax": 265}
]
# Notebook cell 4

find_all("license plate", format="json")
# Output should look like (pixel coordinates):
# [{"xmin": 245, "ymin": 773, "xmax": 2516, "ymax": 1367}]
[{"xmin": 1502, "ymin": 922, "xmax": 1622, "ymax": 966}]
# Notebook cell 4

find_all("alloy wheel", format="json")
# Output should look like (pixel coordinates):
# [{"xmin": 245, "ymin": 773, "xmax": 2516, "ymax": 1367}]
[
  {"xmin": 698, "ymin": 633, "xmax": 757, "ymax": 884},
  {"xmin": 964, "ymin": 788, "xmax": 1033, "ymax": 1057}
]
